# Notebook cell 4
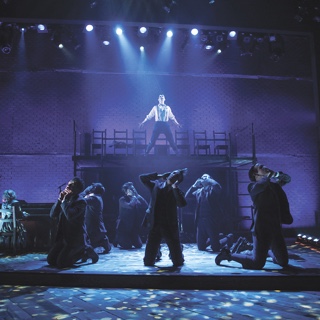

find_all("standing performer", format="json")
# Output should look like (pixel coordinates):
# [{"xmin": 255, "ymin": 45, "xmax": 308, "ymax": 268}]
[
  {"xmin": 215, "ymin": 164, "xmax": 293, "ymax": 270},
  {"xmin": 139, "ymin": 94, "xmax": 181, "ymax": 155},
  {"xmin": 47, "ymin": 177, "xmax": 98, "ymax": 268},
  {"xmin": 115, "ymin": 182, "xmax": 148, "ymax": 249},
  {"xmin": 140, "ymin": 168, "xmax": 187, "ymax": 267}
]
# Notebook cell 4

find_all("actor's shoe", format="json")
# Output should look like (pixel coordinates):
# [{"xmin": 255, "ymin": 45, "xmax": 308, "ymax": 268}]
[
  {"xmin": 144, "ymin": 260, "xmax": 155, "ymax": 267},
  {"xmin": 215, "ymin": 248, "xmax": 231, "ymax": 266},
  {"xmin": 82, "ymin": 247, "xmax": 99, "ymax": 264},
  {"xmin": 173, "ymin": 261, "xmax": 184, "ymax": 267}
]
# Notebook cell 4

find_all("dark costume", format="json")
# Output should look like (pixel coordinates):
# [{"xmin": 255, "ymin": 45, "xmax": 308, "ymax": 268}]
[
  {"xmin": 186, "ymin": 178, "xmax": 223, "ymax": 251},
  {"xmin": 83, "ymin": 192, "xmax": 111, "ymax": 253},
  {"xmin": 116, "ymin": 194, "xmax": 148, "ymax": 249},
  {"xmin": 217, "ymin": 175, "xmax": 293, "ymax": 270},
  {"xmin": 146, "ymin": 121, "xmax": 178, "ymax": 154},
  {"xmin": 47, "ymin": 194, "xmax": 96, "ymax": 268},
  {"xmin": 140, "ymin": 171, "xmax": 186, "ymax": 266}
]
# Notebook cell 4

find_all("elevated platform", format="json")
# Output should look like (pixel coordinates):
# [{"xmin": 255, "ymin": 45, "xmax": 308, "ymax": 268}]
[{"xmin": 72, "ymin": 154, "xmax": 254, "ymax": 170}]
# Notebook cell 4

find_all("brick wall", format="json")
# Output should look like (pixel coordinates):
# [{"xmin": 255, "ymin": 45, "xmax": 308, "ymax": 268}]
[{"xmin": 0, "ymin": 70, "xmax": 318, "ymax": 228}]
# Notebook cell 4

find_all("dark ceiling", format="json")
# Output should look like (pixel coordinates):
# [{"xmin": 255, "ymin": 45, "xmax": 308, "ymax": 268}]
[{"xmin": 0, "ymin": 0, "xmax": 319, "ymax": 33}]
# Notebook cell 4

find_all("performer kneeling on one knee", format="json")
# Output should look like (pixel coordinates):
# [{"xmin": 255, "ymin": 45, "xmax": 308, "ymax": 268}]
[
  {"xmin": 140, "ymin": 168, "xmax": 187, "ymax": 267},
  {"xmin": 185, "ymin": 174, "xmax": 233, "ymax": 252},
  {"xmin": 215, "ymin": 163, "xmax": 293, "ymax": 270}
]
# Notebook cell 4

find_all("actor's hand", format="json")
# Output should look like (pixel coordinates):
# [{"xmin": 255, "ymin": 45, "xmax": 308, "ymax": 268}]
[{"xmin": 172, "ymin": 181, "xmax": 179, "ymax": 189}]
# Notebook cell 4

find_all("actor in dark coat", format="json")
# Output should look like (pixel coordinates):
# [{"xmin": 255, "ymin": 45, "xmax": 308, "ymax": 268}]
[
  {"xmin": 216, "ymin": 164, "xmax": 293, "ymax": 270},
  {"xmin": 47, "ymin": 177, "xmax": 98, "ymax": 268},
  {"xmin": 115, "ymin": 182, "xmax": 148, "ymax": 249},
  {"xmin": 185, "ymin": 174, "xmax": 224, "ymax": 251},
  {"xmin": 140, "ymin": 168, "xmax": 187, "ymax": 267},
  {"xmin": 81, "ymin": 183, "xmax": 111, "ymax": 254}
]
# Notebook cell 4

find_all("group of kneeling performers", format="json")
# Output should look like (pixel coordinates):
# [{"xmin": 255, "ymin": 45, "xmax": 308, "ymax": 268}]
[
  {"xmin": 41, "ymin": 162, "xmax": 293, "ymax": 270},
  {"xmin": 1, "ymin": 164, "xmax": 292, "ymax": 270}
]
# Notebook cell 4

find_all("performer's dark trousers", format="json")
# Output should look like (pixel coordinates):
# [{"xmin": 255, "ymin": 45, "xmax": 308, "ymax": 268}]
[
  {"xmin": 144, "ymin": 223, "xmax": 184, "ymax": 266},
  {"xmin": 146, "ymin": 121, "xmax": 178, "ymax": 154},
  {"xmin": 229, "ymin": 230, "xmax": 289, "ymax": 270}
]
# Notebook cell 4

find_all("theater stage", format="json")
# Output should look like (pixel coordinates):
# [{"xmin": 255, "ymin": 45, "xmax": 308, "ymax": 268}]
[
  {"xmin": 0, "ymin": 241, "xmax": 319, "ymax": 319},
  {"xmin": 0, "ymin": 241, "xmax": 319, "ymax": 291}
]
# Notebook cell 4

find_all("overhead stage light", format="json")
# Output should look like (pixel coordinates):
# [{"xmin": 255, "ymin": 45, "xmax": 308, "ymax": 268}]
[
  {"xmin": 268, "ymin": 34, "xmax": 284, "ymax": 62},
  {"xmin": 37, "ymin": 24, "xmax": 48, "ymax": 33},
  {"xmin": 85, "ymin": 25, "xmax": 94, "ymax": 32},
  {"xmin": 238, "ymin": 32, "xmax": 256, "ymax": 56},
  {"xmin": 228, "ymin": 31, "xmax": 237, "ymax": 39},
  {"xmin": 191, "ymin": 28, "xmax": 199, "ymax": 36},
  {"xmin": 116, "ymin": 27, "xmax": 123, "ymax": 36},
  {"xmin": 166, "ymin": 30, "xmax": 173, "ymax": 38},
  {"xmin": 138, "ymin": 26, "xmax": 148, "ymax": 38}
]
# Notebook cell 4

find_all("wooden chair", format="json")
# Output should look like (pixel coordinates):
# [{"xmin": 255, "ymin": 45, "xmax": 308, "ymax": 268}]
[
  {"xmin": 213, "ymin": 131, "xmax": 229, "ymax": 155},
  {"xmin": 175, "ymin": 130, "xmax": 190, "ymax": 155},
  {"xmin": 193, "ymin": 130, "xmax": 211, "ymax": 155},
  {"xmin": 91, "ymin": 129, "xmax": 107, "ymax": 156},
  {"xmin": 113, "ymin": 129, "xmax": 129, "ymax": 155},
  {"xmin": 0, "ymin": 207, "xmax": 17, "ymax": 254},
  {"xmin": 133, "ymin": 129, "xmax": 147, "ymax": 155}
]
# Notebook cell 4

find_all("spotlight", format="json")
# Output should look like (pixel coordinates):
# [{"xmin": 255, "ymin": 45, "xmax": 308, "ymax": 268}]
[
  {"xmin": 214, "ymin": 31, "xmax": 228, "ymax": 52},
  {"xmin": 268, "ymin": 34, "xmax": 284, "ymax": 62},
  {"xmin": 166, "ymin": 30, "xmax": 173, "ymax": 38},
  {"xmin": 238, "ymin": 32, "xmax": 255, "ymax": 56},
  {"xmin": 191, "ymin": 28, "xmax": 199, "ymax": 36},
  {"xmin": 301, "ymin": 234, "xmax": 308, "ymax": 244},
  {"xmin": 228, "ymin": 31, "xmax": 237, "ymax": 39},
  {"xmin": 138, "ymin": 26, "xmax": 148, "ymax": 37},
  {"xmin": 204, "ymin": 40, "xmax": 214, "ymax": 51},
  {"xmin": 85, "ymin": 25, "xmax": 94, "ymax": 32},
  {"xmin": 116, "ymin": 27, "xmax": 123, "ymax": 35},
  {"xmin": 139, "ymin": 27, "xmax": 147, "ymax": 34},
  {"xmin": 140, "ymin": 46, "xmax": 145, "ymax": 52},
  {"xmin": 37, "ymin": 24, "xmax": 48, "ymax": 33},
  {"xmin": 313, "ymin": 238, "xmax": 320, "ymax": 248}
]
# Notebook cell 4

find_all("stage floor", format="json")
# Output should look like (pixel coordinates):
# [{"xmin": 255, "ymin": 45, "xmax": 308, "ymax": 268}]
[
  {"xmin": 0, "ymin": 241, "xmax": 319, "ymax": 319},
  {"xmin": 0, "ymin": 241, "xmax": 319, "ymax": 290}
]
